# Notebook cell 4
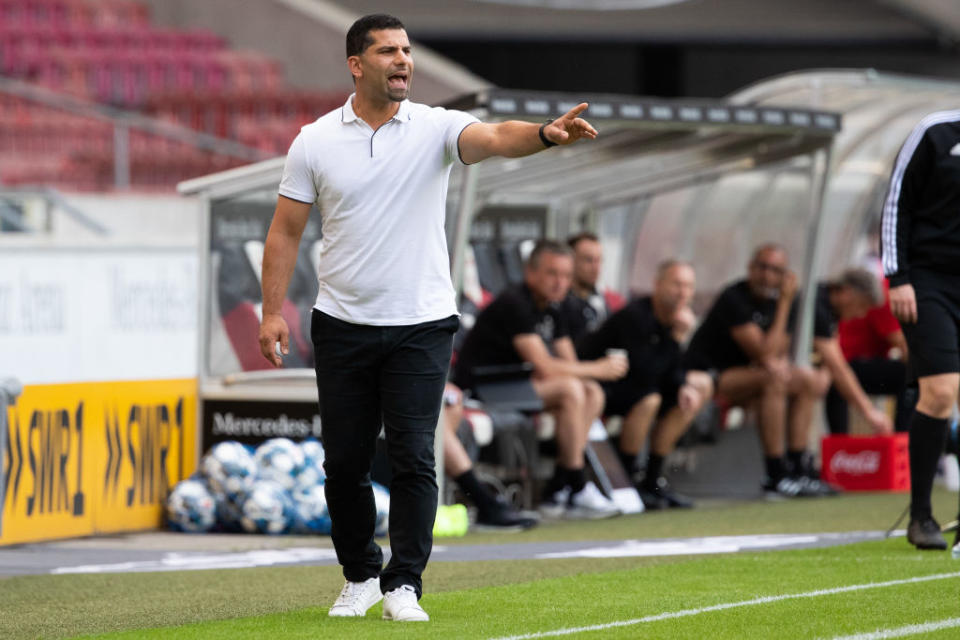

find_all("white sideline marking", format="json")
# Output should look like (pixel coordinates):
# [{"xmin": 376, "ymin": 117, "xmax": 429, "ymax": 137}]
[
  {"xmin": 826, "ymin": 617, "xmax": 960, "ymax": 640},
  {"xmin": 51, "ymin": 548, "xmax": 341, "ymax": 574},
  {"xmin": 488, "ymin": 571, "xmax": 960, "ymax": 640}
]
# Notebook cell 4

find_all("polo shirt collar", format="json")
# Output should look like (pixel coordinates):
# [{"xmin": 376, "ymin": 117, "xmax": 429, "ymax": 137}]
[{"xmin": 341, "ymin": 93, "xmax": 412, "ymax": 125}]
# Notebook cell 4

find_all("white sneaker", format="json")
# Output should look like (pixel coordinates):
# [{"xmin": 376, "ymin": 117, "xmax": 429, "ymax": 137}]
[
  {"xmin": 538, "ymin": 487, "xmax": 570, "ymax": 519},
  {"xmin": 566, "ymin": 481, "xmax": 620, "ymax": 520},
  {"xmin": 328, "ymin": 577, "xmax": 382, "ymax": 617},
  {"xmin": 382, "ymin": 585, "xmax": 429, "ymax": 621}
]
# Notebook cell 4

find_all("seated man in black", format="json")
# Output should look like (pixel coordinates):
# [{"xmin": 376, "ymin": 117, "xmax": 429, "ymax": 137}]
[
  {"xmin": 562, "ymin": 232, "xmax": 622, "ymax": 342},
  {"xmin": 683, "ymin": 244, "xmax": 831, "ymax": 498},
  {"xmin": 578, "ymin": 259, "xmax": 713, "ymax": 509},
  {"xmin": 453, "ymin": 239, "xmax": 627, "ymax": 519}
]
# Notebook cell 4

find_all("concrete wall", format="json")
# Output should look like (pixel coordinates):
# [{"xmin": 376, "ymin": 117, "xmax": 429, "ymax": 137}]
[
  {"xmin": 138, "ymin": 0, "xmax": 489, "ymax": 105},
  {"xmin": 49, "ymin": 194, "xmax": 202, "ymax": 244}
]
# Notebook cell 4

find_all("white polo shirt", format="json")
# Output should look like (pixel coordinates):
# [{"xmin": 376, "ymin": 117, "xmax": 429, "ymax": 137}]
[{"xmin": 279, "ymin": 94, "xmax": 478, "ymax": 326}]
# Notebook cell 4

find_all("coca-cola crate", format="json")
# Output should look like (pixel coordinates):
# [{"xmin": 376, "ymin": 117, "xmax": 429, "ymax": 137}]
[{"xmin": 821, "ymin": 434, "xmax": 909, "ymax": 492}]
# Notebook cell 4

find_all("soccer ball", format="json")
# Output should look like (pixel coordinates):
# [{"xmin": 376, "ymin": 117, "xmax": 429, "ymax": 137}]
[
  {"xmin": 372, "ymin": 481, "xmax": 390, "ymax": 537},
  {"xmin": 166, "ymin": 479, "xmax": 217, "ymax": 533},
  {"xmin": 240, "ymin": 480, "xmax": 295, "ymax": 534},
  {"xmin": 254, "ymin": 438, "xmax": 306, "ymax": 490},
  {"xmin": 201, "ymin": 441, "xmax": 257, "ymax": 496},
  {"xmin": 296, "ymin": 438, "xmax": 326, "ymax": 489},
  {"xmin": 290, "ymin": 484, "xmax": 331, "ymax": 534}
]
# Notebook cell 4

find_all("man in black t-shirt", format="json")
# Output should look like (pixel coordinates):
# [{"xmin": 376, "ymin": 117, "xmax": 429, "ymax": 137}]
[
  {"xmin": 561, "ymin": 232, "xmax": 622, "ymax": 342},
  {"xmin": 684, "ymin": 244, "xmax": 830, "ymax": 498},
  {"xmin": 578, "ymin": 260, "xmax": 713, "ymax": 509},
  {"xmin": 453, "ymin": 240, "xmax": 628, "ymax": 519}
]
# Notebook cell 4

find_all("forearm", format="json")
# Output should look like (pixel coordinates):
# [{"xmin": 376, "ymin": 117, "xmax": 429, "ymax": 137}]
[
  {"xmin": 824, "ymin": 351, "xmax": 873, "ymax": 416},
  {"xmin": 260, "ymin": 226, "xmax": 300, "ymax": 316},
  {"xmin": 471, "ymin": 121, "xmax": 548, "ymax": 161},
  {"xmin": 533, "ymin": 356, "xmax": 598, "ymax": 380},
  {"xmin": 761, "ymin": 301, "xmax": 792, "ymax": 358}
]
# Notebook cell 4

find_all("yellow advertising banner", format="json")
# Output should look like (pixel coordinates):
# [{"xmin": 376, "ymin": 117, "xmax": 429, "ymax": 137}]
[{"xmin": 1, "ymin": 379, "xmax": 196, "ymax": 546}]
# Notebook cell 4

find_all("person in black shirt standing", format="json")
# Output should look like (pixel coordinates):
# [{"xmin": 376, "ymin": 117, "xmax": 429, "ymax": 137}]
[
  {"xmin": 578, "ymin": 259, "xmax": 713, "ymax": 509},
  {"xmin": 453, "ymin": 240, "xmax": 627, "ymax": 519},
  {"xmin": 684, "ymin": 244, "xmax": 831, "ymax": 498},
  {"xmin": 881, "ymin": 109, "xmax": 960, "ymax": 551}
]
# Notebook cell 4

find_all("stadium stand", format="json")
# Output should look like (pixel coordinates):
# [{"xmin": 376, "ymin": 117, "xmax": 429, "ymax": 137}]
[{"xmin": 0, "ymin": 0, "xmax": 347, "ymax": 190}]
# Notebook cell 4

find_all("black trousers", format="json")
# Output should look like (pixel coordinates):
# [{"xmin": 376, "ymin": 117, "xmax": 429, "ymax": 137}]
[
  {"xmin": 825, "ymin": 358, "xmax": 915, "ymax": 434},
  {"xmin": 312, "ymin": 309, "xmax": 458, "ymax": 598}
]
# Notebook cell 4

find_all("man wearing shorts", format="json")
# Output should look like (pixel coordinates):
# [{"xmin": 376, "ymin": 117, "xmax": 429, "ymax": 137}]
[
  {"xmin": 882, "ymin": 109, "xmax": 960, "ymax": 551},
  {"xmin": 577, "ymin": 259, "xmax": 712, "ymax": 509}
]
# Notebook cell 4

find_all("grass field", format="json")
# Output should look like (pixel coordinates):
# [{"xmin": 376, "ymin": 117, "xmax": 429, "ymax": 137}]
[{"xmin": 3, "ymin": 489, "xmax": 958, "ymax": 640}]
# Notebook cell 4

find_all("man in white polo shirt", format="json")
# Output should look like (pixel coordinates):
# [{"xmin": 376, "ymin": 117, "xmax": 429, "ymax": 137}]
[{"xmin": 258, "ymin": 13, "xmax": 598, "ymax": 622}]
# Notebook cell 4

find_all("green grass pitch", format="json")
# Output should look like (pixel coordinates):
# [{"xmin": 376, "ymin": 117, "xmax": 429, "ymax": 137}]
[{"xmin": 2, "ymin": 489, "xmax": 958, "ymax": 640}]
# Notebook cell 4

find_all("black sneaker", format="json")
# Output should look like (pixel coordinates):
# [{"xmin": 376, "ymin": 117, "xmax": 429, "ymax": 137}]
[
  {"xmin": 637, "ymin": 478, "xmax": 694, "ymax": 510},
  {"xmin": 762, "ymin": 476, "xmax": 820, "ymax": 499},
  {"xmin": 797, "ymin": 475, "xmax": 841, "ymax": 497},
  {"xmin": 475, "ymin": 497, "xmax": 539, "ymax": 531},
  {"xmin": 907, "ymin": 517, "xmax": 947, "ymax": 550}
]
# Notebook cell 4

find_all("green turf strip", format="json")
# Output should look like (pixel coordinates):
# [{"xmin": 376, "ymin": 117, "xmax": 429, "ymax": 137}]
[
  {"xmin": 72, "ymin": 539, "xmax": 960, "ymax": 640},
  {"xmin": 2, "ymin": 489, "xmax": 956, "ymax": 639}
]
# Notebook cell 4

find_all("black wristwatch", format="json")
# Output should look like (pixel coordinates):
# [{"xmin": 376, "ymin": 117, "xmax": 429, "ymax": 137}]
[{"xmin": 538, "ymin": 121, "xmax": 557, "ymax": 148}]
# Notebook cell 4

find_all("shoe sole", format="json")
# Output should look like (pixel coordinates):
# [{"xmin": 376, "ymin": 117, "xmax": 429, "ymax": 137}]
[
  {"xmin": 383, "ymin": 611, "xmax": 429, "ymax": 621},
  {"xmin": 908, "ymin": 538, "xmax": 948, "ymax": 550},
  {"xmin": 328, "ymin": 592, "xmax": 382, "ymax": 617}
]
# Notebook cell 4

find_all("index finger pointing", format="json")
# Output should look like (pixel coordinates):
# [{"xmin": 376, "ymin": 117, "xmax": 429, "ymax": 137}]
[{"xmin": 563, "ymin": 102, "xmax": 589, "ymax": 120}]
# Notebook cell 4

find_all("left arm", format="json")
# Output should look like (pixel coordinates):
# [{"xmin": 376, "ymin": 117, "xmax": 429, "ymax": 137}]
[
  {"xmin": 814, "ymin": 336, "xmax": 893, "ymax": 434},
  {"xmin": 458, "ymin": 103, "xmax": 598, "ymax": 165}
]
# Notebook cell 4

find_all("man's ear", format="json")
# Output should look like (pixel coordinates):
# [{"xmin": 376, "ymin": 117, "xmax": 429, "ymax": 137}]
[{"xmin": 347, "ymin": 56, "xmax": 362, "ymax": 81}]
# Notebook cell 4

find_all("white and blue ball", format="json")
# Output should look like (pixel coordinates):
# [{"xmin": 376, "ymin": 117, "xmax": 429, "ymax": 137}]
[
  {"xmin": 254, "ymin": 438, "xmax": 306, "ymax": 490},
  {"xmin": 201, "ymin": 441, "xmax": 257, "ymax": 496},
  {"xmin": 296, "ymin": 438, "xmax": 326, "ymax": 489},
  {"xmin": 372, "ymin": 482, "xmax": 390, "ymax": 537},
  {"xmin": 240, "ymin": 480, "xmax": 295, "ymax": 534},
  {"xmin": 291, "ymin": 484, "xmax": 331, "ymax": 534},
  {"xmin": 166, "ymin": 479, "xmax": 217, "ymax": 533}
]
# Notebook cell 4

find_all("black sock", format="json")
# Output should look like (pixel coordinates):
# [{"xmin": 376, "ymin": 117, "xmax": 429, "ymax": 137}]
[
  {"xmin": 567, "ymin": 466, "xmax": 587, "ymax": 493},
  {"xmin": 765, "ymin": 456, "xmax": 786, "ymax": 482},
  {"xmin": 909, "ymin": 411, "xmax": 948, "ymax": 521},
  {"xmin": 786, "ymin": 449, "xmax": 806, "ymax": 477},
  {"xmin": 455, "ymin": 469, "xmax": 499, "ymax": 515},
  {"xmin": 544, "ymin": 467, "xmax": 568, "ymax": 497},
  {"xmin": 617, "ymin": 447, "xmax": 639, "ymax": 476},
  {"xmin": 642, "ymin": 453, "xmax": 666, "ymax": 489}
]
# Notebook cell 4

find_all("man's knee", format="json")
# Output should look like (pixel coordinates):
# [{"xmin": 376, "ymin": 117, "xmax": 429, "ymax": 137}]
[
  {"xmin": 632, "ymin": 392, "xmax": 662, "ymax": 415},
  {"xmin": 791, "ymin": 365, "xmax": 830, "ymax": 397},
  {"xmin": 545, "ymin": 376, "xmax": 587, "ymax": 410},
  {"xmin": 918, "ymin": 376, "xmax": 959, "ymax": 416},
  {"xmin": 687, "ymin": 371, "xmax": 714, "ymax": 404}
]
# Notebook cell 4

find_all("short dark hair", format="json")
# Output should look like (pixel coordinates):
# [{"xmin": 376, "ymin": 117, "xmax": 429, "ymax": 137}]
[
  {"xmin": 526, "ymin": 239, "xmax": 572, "ymax": 269},
  {"xmin": 567, "ymin": 231, "xmax": 599, "ymax": 251},
  {"xmin": 346, "ymin": 14, "xmax": 405, "ymax": 58}
]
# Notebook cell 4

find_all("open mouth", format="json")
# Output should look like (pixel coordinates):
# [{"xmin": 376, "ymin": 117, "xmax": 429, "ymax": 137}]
[{"xmin": 388, "ymin": 72, "xmax": 408, "ymax": 91}]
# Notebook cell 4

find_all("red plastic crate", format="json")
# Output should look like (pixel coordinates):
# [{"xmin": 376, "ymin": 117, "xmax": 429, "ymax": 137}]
[{"xmin": 821, "ymin": 434, "xmax": 910, "ymax": 492}]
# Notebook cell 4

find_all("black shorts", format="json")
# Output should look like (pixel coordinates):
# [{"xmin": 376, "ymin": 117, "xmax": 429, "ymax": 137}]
[
  {"xmin": 902, "ymin": 270, "xmax": 960, "ymax": 380},
  {"xmin": 603, "ymin": 375, "xmax": 680, "ymax": 417}
]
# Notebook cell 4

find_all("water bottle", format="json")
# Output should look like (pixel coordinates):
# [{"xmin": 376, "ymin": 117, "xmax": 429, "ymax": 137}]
[{"xmin": 953, "ymin": 543, "xmax": 960, "ymax": 560}]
